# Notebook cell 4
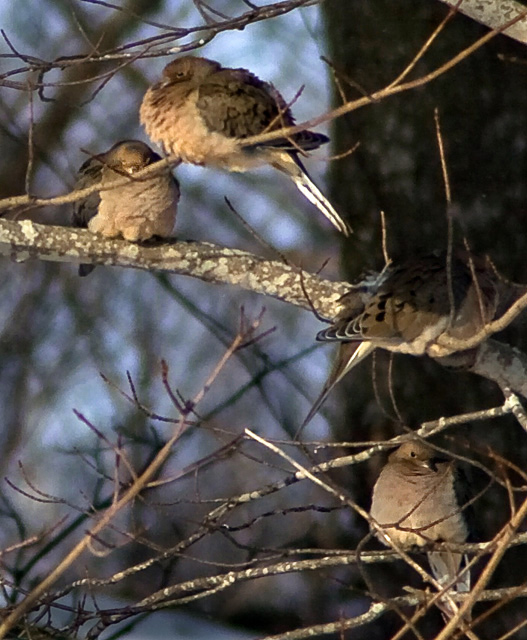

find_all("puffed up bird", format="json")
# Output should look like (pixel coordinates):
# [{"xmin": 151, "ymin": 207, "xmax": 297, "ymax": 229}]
[
  {"xmin": 370, "ymin": 441, "xmax": 474, "ymax": 619},
  {"xmin": 302, "ymin": 251, "xmax": 526, "ymax": 425},
  {"xmin": 139, "ymin": 56, "xmax": 350, "ymax": 236},
  {"xmin": 72, "ymin": 140, "xmax": 180, "ymax": 276}
]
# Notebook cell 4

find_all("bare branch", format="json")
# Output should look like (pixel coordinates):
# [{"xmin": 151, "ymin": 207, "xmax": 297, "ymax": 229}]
[{"xmin": 437, "ymin": 0, "xmax": 527, "ymax": 45}]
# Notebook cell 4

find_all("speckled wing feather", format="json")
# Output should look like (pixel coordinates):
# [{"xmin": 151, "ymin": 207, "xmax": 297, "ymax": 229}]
[
  {"xmin": 355, "ymin": 258, "xmax": 462, "ymax": 343},
  {"xmin": 197, "ymin": 69, "xmax": 328, "ymax": 152},
  {"xmin": 197, "ymin": 71, "xmax": 286, "ymax": 137},
  {"xmin": 453, "ymin": 465, "xmax": 477, "ymax": 544},
  {"xmin": 72, "ymin": 156, "xmax": 103, "ymax": 229},
  {"xmin": 317, "ymin": 253, "xmax": 501, "ymax": 350},
  {"xmin": 72, "ymin": 156, "xmax": 105, "ymax": 276},
  {"xmin": 427, "ymin": 462, "xmax": 475, "ymax": 620}
]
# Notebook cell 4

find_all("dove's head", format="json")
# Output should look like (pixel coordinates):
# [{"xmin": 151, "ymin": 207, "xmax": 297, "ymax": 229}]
[
  {"xmin": 103, "ymin": 140, "xmax": 160, "ymax": 174},
  {"xmin": 161, "ymin": 56, "xmax": 221, "ymax": 85},
  {"xmin": 389, "ymin": 440, "xmax": 448, "ymax": 474}
]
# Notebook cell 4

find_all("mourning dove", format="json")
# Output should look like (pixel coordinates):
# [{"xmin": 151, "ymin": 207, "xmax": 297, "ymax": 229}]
[
  {"xmin": 72, "ymin": 140, "xmax": 180, "ymax": 276},
  {"xmin": 140, "ymin": 56, "xmax": 350, "ymax": 236},
  {"xmin": 370, "ymin": 441, "xmax": 474, "ymax": 617},
  {"xmin": 304, "ymin": 251, "xmax": 525, "ymax": 424}
]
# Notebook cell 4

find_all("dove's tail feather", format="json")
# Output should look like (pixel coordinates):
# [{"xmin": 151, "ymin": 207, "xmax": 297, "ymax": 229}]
[
  {"xmin": 428, "ymin": 550, "xmax": 471, "ymax": 622},
  {"xmin": 78, "ymin": 264, "xmax": 96, "ymax": 277},
  {"xmin": 272, "ymin": 153, "xmax": 351, "ymax": 236},
  {"xmin": 428, "ymin": 550, "xmax": 470, "ymax": 593},
  {"xmin": 299, "ymin": 342, "xmax": 374, "ymax": 432}
]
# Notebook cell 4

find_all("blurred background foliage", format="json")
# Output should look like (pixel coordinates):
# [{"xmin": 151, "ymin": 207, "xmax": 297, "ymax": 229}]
[{"xmin": 1, "ymin": 0, "xmax": 527, "ymax": 637}]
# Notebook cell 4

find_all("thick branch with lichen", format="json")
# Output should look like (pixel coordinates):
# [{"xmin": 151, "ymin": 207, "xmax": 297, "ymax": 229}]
[{"xmin": 0, "ymin": 218, "xmax": 346, "ymax": 319}]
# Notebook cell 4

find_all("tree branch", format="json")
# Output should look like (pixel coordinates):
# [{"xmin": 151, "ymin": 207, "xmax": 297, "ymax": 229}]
[
  {"xmin": 437, "ymin": 0, "xmax": 527, "ymax": 45},
  {"xmin": 0, "ymin": 218, "xmax": 346, "ymax": 318}
]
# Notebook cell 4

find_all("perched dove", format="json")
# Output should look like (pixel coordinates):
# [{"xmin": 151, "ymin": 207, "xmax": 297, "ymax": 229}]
[
  {"xmin": 304, "ymin": 251, "xmax": 525, "ymax": 424},
  {"xmin": 72, "ymin": 140, "xmax": 180, "ymax": 276},
  {"xmin": 370, "ymin": 441, "xmax": 474, "ymax": 617},
  {"xmin": 140, "ymin": 56, "xmax": 350, "ymax": 236}
]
